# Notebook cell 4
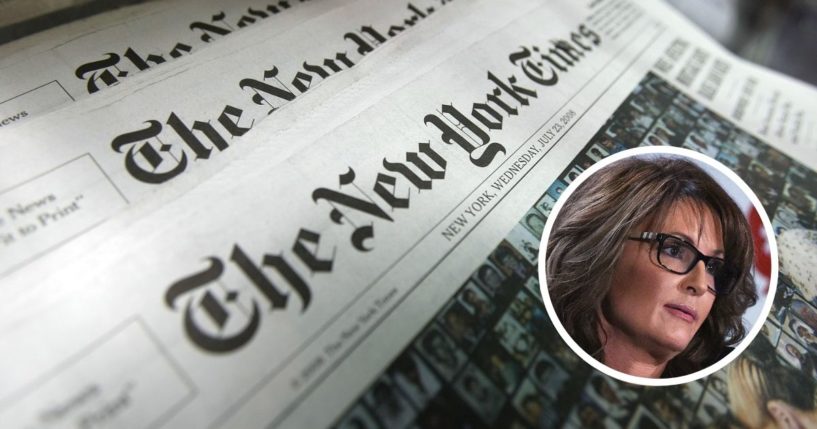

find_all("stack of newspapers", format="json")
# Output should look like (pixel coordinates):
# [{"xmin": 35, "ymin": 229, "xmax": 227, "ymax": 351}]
[{"xmin": 1, "ymin": 0, "xmax": 816, "ymax": 427}]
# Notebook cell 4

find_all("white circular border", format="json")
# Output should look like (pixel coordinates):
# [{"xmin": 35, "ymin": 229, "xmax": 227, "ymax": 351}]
[{"xmin": 537, "ymin": 146, "xmax": 779, "ymax": 386}]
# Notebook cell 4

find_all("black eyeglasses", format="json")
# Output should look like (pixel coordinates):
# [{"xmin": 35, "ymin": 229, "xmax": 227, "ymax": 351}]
[{"xmin": 627, "ymin": 232, "xmax": 734, "ymax": 295}]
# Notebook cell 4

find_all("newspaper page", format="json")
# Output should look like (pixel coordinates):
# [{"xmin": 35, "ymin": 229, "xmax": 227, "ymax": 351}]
[
  {"xmin": 0, "ymin": 0, "xmax": 815, "ymax": 280},
  {"xmin": 1, "ymin": 0, "xmax": 817, "ymax": 428},
  {"xmin": 637, "ymin": 0, "xmax": 817, "ymax": 157},
  {"xmin": 0, "ymin": 0, "xmax": 326, "ymax": 129},
  {"xmin": 0, "ymin": 0, "xmax": 471, "ymax": 276}
]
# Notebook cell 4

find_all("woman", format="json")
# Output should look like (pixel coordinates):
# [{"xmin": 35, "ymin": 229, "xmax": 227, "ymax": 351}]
[
  {"xmin": 728, "ymin": 337, "xmax": 817, "ymax": 428},
  {"xmin": 546, "ymin": 155, "xmax": 757, "ymax": 378}
]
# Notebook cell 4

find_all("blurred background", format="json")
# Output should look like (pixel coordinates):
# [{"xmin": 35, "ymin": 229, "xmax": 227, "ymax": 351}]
[
  {"xmin": 2, "ymin": 0, "xmax": 814, "ymax": 86},
  {"xmin": 666, "ymin": 0, "xmax": 817, "ymax": 85}
]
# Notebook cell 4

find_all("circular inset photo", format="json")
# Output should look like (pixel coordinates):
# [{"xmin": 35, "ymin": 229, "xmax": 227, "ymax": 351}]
[{"xmin": 538, "ymin": 147, "xmax": 777, "ymax": 386}]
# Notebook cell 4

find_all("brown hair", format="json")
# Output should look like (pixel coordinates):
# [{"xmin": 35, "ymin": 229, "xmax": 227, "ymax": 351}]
[{"xmin": 546, "ymin": 155, "xmax": 757, "ymax": 376}]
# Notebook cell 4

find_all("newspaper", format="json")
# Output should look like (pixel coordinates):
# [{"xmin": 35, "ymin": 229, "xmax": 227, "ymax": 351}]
[
  {"xmin": 0, "ymin": 0, "xmax": 813, "ymax": 279},
  {"xmin": 1, "ymin": 0, "xmax": 817, "ymax": 428},
  {"xmin": 0, "ymin": 0, "xmax": 469, "ymax": 276},
  {"xmin": 0, "ymin": 0, "xmax": 327, "ymax": 128},
  {"xmin": 644, "ymin": 1, "xmax": 817, "ymax": 155},
  {"xmin": 0, "ymin": 0, "xmax": 156, "ymax": 59},
  {"xmin": 0, "ymin": 0, "xmax": 96, "ymax": 28}
]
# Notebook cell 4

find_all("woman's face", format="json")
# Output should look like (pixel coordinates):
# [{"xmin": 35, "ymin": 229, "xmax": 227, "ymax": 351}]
[
  {"xmin": 604, "ymin": 201, "xmax": 720, "ymax": 359},
  {"xmin": 798, "ymin": 326, "xmax": 817, "ymax": 344}
]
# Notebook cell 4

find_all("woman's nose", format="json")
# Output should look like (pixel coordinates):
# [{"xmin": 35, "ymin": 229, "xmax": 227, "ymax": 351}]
[{"xmin": 684, "ymin": 260, "xmax": 712, "ymax": 295}]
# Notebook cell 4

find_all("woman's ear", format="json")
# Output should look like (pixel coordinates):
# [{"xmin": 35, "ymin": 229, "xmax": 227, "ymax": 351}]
[{"xmin": 767, "ymin": 400, "xmax": 802, "ymax": 429}]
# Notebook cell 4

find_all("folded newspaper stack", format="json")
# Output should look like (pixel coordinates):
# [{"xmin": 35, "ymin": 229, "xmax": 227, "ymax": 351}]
[
  {"xmin": 0, "ymin": 0, "xmax": 99, "ymax": 29},
  {"xmin": 1, "ymin": 0, "xmax": 816, "ymax": 427}
]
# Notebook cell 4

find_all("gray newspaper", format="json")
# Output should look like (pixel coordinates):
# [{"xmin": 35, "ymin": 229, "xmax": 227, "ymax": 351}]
[
  {"xmin": 1, "ymin": 0, "xmax": 817, "ymax": 428},
  {"xmin": 0, "ymin": 0, "xmax": 466, "ymax": 276},
  {"xmin": 0, "ymin": 0, "xmax": 96, "ymax": 29},
  {"xmin": 0, "ymin": 0, "xmax": 330, "ymax": 128}
]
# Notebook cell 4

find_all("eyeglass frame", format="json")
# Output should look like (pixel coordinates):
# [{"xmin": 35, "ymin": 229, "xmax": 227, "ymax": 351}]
[{"xmin": 626, "ymin": 231, "xmax": 734, "ymax": 296}]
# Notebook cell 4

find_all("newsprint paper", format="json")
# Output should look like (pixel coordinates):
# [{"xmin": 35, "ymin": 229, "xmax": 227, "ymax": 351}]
[
  {"xmin": 0, "ymin": 0, "xmax": 96, "ymax": 29},
  {"xmin": 1, "ymin": 0, "xmax": 817, "ymax": 428},
  {"xmin": 0, "ymin": 0, "xmax": 474, "ymax": 275},
  {"xmin": 0, "ymin": 0, "xmax": 332, "ymax": 128}
]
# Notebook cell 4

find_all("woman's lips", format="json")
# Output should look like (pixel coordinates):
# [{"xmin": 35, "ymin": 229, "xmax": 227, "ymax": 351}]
[{"xmin": 664, "ymin": 303, "xmax": 698, "ymax": 322}]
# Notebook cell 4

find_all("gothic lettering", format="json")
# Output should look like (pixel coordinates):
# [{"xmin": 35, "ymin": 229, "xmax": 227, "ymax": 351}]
[
  {"xmin": 239, "ymin": 67, "xmax": 296, "ymax": 115},
  {"xmin": 75, "ymin": 54, "xmax": 124, "ymax": 94},
  {"xmin": 111, "ymin": 120, "xmax": 188, "ymax": 184}
]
